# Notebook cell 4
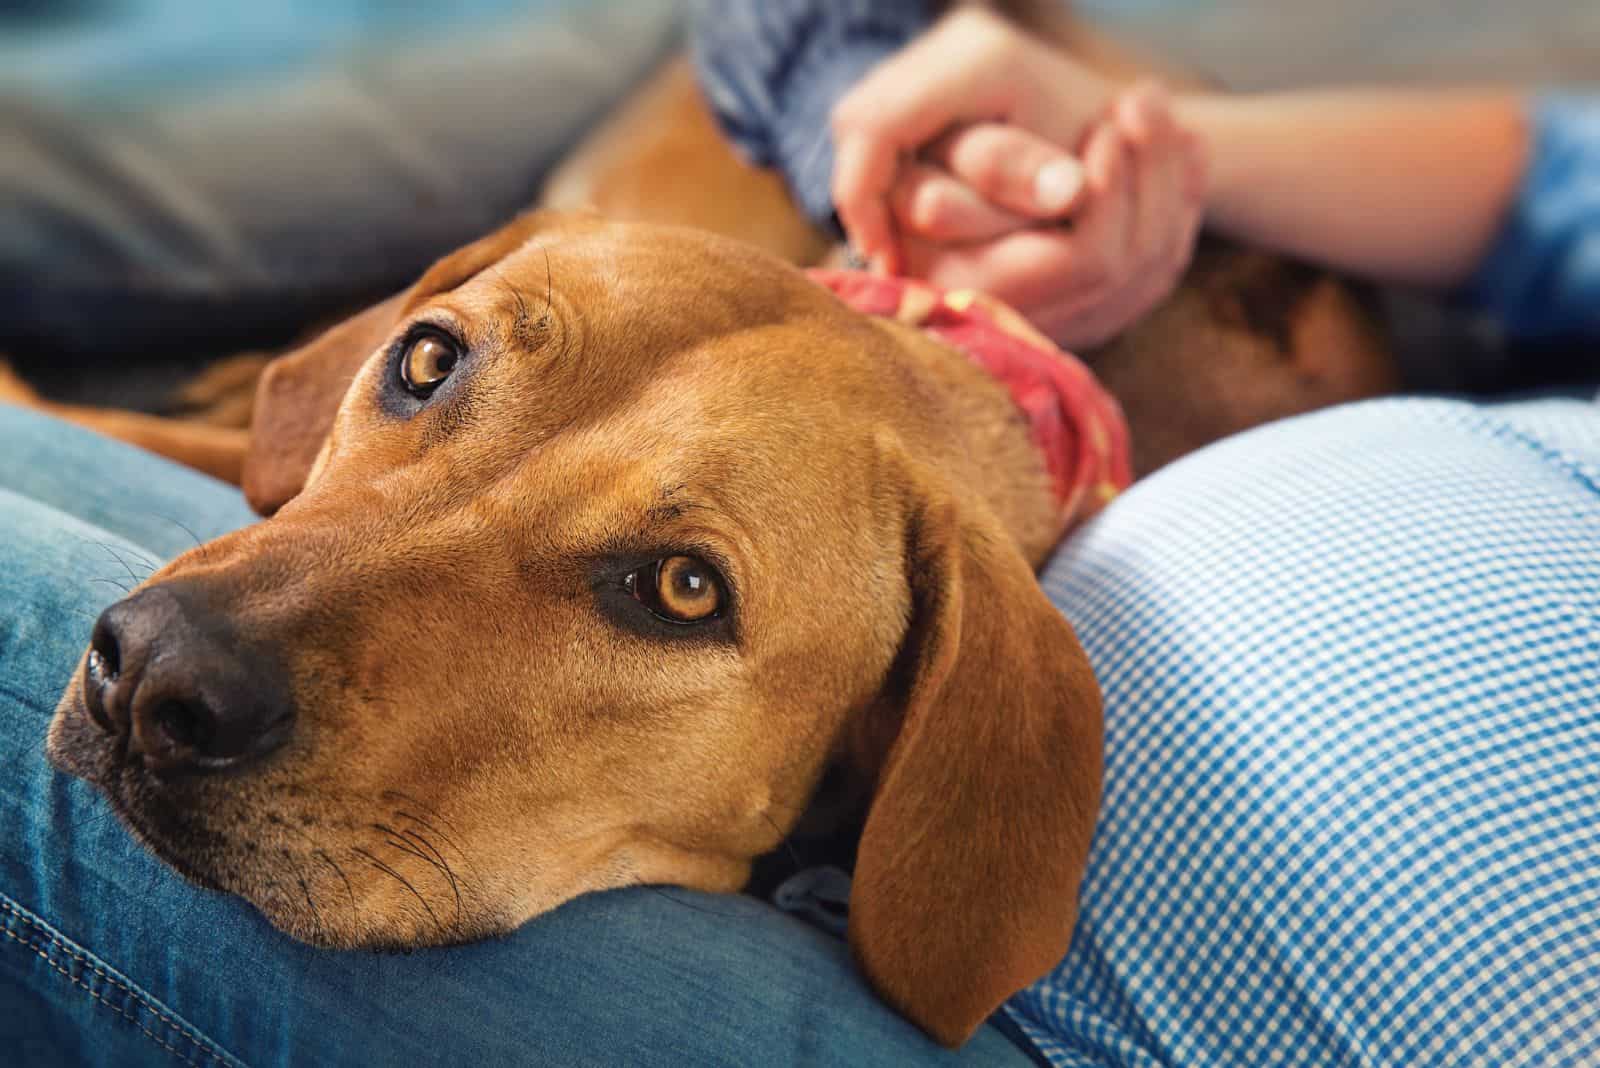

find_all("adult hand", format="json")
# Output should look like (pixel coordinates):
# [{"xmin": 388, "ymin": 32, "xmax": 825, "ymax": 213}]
[
  {"xmin": 895, "ymin": 85, "xmax": 1208, "ymax": 351},
  {"xmin": 829, "ymin": 7, "xmax": 1112, "ymax": 272}
]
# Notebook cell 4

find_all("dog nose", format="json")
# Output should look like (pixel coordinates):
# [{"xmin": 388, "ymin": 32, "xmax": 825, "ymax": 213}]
[{"xmin": 83, "ymin": 585, "xmax": 293, "ymax": 777}]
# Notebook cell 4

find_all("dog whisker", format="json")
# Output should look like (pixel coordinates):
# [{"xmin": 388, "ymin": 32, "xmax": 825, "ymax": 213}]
[
  {"xmin": 93, "ymin": 541, "xmax": 155, "ymax": 585},
  {"xmin": 378, "ymin": 790, "xmax": 461, "ymax": 833},
  {"xmin": 140, "ymin": 510, "xmax": 205, "ymax": 551},
  {"xmin": 389, "ymin": 807, "xmax": 481, "ymax": 879},
  {"xmin": 292, "ymin": 860, "xmax": 326, "ymax": 941},
  {"xmin": 87, "ymin": 576, "xmax": 131, "ymax": 595},
  {"xmin": 372, "ymin": 822, "xmax": 462, "ymax": 923},
  {"xmin": 760, "ymin": 810, "xmax": 805, "ymax": 875},
  {"xmin": 263, "ymin": 809, "xmax": 365, "ymax": 934},
  {"xmin": 352, "ymin": 846, "xmax": 444, "ymax": 936},
  {"xmin": 395, "ymin": 827, "xmax": 451, "ymax": 875},
  {"xmin": 314, "ymin": 848, "xmax": 360, "ymax": 923},
  {"xmin": 123, "ymin": 546, "xmax": 162, "ymax": 574},
  {"xmin": 103, "ymin": 553, "xmax": 142, "ymax": 588},
  {"xmin": 379, "ymin": 792, "xmax": 479, "ymax": 863},
  {"xmin": 267, "ymin": 814, "xmax": 343, "ymax": 892},
  {"xmin": 542, "ymin": 247, "xmax": 553, "ymax": 326},
  {"xmin": 73, "ymin": 536, "xmax": 156, "ymax": 577},
  {"xmin": 396, "ymin": 827, "xmax": 465, "ymax": 920},
  {"xmin": 642, "ymin": 885, "xmax": 750, "ymax": 919}
]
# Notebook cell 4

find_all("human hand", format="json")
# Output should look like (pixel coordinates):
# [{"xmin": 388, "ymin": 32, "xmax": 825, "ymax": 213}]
[
  {"xmin": 886, "ymin": 123, "xmax": 1091, "ymax": 246},
  {"xmin": 829, "ymin": 7, "xmax": 1112, "ymax": 273},
  {"xmin": 888, "ymin": 84, "xmax": 1208, "ymax": 351}
]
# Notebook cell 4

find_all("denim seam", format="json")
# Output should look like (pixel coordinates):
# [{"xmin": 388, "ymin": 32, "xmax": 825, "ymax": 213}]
[{"xmin": 0, "ymin": 895, "xmax": 244, "ymax": 1068}]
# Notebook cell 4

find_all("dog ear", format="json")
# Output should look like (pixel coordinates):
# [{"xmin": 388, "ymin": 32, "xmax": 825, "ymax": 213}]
[
  {"xmin": 849, "ymin": 472, "xmax": 1104, "ymax": 1049},
  {"xmin": 241, "ymin": 213, "xmax": 552, "ymax": 515},
  {"xmin": 241, "ymin": 294, "xmax": 402, "ymax": 515}
]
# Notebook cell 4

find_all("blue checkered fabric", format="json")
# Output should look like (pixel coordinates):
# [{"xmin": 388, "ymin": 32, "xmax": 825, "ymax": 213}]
[{"xmin": 1013, "ymin": 395, "xmax": 1600, "ymax": 1066}]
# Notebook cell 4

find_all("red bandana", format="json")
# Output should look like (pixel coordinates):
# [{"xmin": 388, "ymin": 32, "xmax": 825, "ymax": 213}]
[{"xmin": 808, "ymin": 269, "xmax": 1133, "ymax": 535}]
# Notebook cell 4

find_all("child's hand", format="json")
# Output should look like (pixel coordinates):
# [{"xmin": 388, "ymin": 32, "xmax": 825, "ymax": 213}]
[
  {"xmin": 829, "ymin": 7, "xmax": 1111, "ymax": 272},
  {"xmin": 885, "ymin": 84, "xmax": 1208, "ymax": 351},
  {"xmin": 888, "ymin": 124, "xmax": 1089, "ymax": 245}
]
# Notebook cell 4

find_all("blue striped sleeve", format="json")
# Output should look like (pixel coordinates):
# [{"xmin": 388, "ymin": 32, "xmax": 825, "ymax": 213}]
[
  {"xmin": 1462, "ymin": 93, "xmax": 1600, "ymax": 342},
  {"xmin": 688, "ymin": 0, "xmax": 934, "ymax": 228}
]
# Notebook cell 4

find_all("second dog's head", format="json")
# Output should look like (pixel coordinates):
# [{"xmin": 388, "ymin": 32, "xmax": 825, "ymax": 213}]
[{"xmin": 48, "ymin": 213, "xmax": 1101, "ymax": 1047}]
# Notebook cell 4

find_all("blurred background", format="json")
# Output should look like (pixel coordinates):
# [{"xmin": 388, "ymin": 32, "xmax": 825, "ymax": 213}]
[
  {"xmin": 1076, "ymin": 0, "xmax": 1600, "ymax": 87},
  {"xmin": 3, "ymin": 0, "xmax": 1597, "ymax": 406}
]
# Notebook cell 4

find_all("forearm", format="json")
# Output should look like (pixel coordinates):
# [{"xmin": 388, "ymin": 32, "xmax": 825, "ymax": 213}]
[{"xmin": 1175, "ymin": 90, "xmax": 1531, "ymax": 290}]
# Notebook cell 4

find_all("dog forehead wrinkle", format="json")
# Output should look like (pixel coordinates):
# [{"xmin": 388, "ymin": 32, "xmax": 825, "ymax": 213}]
[
  {"xmin": 644, "ymin": 496, "xmax": 703, "ymax": 524},
  {"xmin": 484, "ymin": 279, "xmax": 561, "ymax": 359},
  {"xmin": 499, "ymin": 454, "xmax": 747, "ymax": 565}
]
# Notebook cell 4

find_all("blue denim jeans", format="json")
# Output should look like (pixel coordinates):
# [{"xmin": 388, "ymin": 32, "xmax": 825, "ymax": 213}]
[{"xmin": 0, "ymin": 404, "xmax": 1035, "ymax": 1067}]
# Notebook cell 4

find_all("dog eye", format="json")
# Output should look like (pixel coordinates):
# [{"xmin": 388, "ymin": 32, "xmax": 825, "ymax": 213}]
[
  {"xmin": 625, "ymin": 556, "xmax": 724, "ymax": 624},
  {"xmin": 400, "ymin": 332, "xmax": 461, "ymax": 396}
]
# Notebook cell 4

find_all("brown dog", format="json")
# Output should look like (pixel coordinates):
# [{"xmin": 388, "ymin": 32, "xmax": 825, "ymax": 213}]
[
  {"xmin": 33, "ymin": 7, "xmax": 1393, "ymax": 1050},
  {"xmin": 48, "ymin": 212, "xmax": 1104, "ymax": 1048}
]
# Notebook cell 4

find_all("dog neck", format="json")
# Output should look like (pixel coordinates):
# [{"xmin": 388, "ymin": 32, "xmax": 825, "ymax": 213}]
[{"xmin": 809, "ymin": 269, "xmax": 1132, "ymax": 565}]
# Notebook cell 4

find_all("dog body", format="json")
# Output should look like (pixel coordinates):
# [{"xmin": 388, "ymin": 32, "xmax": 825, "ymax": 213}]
[{"xmin": 49, "ymin": 215, "xmax": 1104, "ymax": 1047}]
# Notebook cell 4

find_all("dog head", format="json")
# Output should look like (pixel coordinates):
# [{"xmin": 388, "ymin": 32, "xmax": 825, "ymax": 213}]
[{"xmin": 49, "ymin": 213, "xmax": 1101, "ymax": 1047}]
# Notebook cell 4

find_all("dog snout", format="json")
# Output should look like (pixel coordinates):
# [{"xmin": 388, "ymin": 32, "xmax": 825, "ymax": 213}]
[{"xmin": 84, "ymin": 585, "xmax": 294, "ymax": 777}]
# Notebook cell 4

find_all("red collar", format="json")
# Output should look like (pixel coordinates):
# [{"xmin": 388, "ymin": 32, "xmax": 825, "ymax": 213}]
[{"xmin": 808, "ymin": 269, "xmax": 1132, "ymax": 533}]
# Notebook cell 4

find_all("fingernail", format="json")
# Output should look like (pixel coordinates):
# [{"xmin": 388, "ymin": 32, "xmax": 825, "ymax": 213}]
[
  {"xmin": 869, "ymin": 252, "xmax": 890, "ymax": 276},
  {"xmin": 1034, "ymin": 159, "xmax": 1084, "ymax": 214}
]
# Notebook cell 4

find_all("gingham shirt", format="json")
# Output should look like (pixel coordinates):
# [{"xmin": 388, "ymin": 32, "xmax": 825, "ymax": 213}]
[{"xmin": 1024, "ymin": 393, "xmax": 1600, "ymax": 1065}]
